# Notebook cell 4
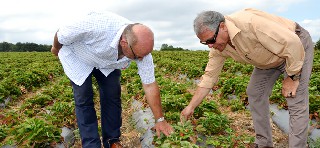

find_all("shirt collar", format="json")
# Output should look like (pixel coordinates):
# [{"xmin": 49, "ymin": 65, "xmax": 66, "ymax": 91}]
[{"xmin": 224, "ymin": 17, "xmax": 241, "ymax": 41}]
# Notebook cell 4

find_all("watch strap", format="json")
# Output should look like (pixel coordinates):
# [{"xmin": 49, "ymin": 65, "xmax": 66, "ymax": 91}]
[{"xmin": 289, "ymin": 74, "xmax": 301, "ymax": 81}]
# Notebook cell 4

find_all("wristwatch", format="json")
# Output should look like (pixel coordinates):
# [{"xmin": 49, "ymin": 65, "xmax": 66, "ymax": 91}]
[
  {"xmin": 156, "ymin": 117, "xmax": 165, "ymax": 123},
  {"xmin": 289, "ymin": 74, "xmax": 301, "ymax": 81}
]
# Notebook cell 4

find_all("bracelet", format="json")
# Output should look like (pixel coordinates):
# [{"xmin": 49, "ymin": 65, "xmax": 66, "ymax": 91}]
[{"xmin": 156, "ymin": 117, "xmax": 165, "ymax": 123}]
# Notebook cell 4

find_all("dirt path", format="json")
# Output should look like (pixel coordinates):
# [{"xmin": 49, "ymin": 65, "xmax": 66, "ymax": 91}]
[{"xmin": 216, "ymin": 101, "xmax": 289, "ymax": 148}]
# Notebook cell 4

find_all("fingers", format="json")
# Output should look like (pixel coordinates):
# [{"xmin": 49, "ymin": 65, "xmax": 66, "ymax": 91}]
[
  {"xmin": 180, "ymin": 114, "xmax": 188, "ymax": 123},
  {"xmin": 153, "ymin": 122, "xmax": 174, "ymax": 137},
  {"xmin": 282, "ymin": 77, "xmax": 299, "ymax": 98},
  {"xmin": 180, "ymin": 109, "xmax": 191, "ymax": 122},
  {"xmin": 180, "ymin": 114, "xmax": 185, "ymax": 122},
  {"xmin": 282, "ymin": 90, "xmax": 285, "ymax": 97},
  {"xmin": 167, "ymin": 125, "xmax": 174, "ymax": 135},
  {"xmin": 151, "ymin": 127, "xmax": 155, "ymax": 132},
  {"xmin": 291, "ymin": 90, "xmax": 297, "ymax": 97},
  {"xmin": 284, "ymin": 92, "xmax": 291, "ymax": 98},
  {"xmin": 289, "ymin": 92, "xmax": 296, "ymax": 98},
  {"xmin": 285, "ymin": 91, "xmax": 297, "ymax": 98},
  {"xmin": 162, "ymin": 124, "xmax": 174, "ymax": 136},
  {"xmin": 282, "ymin": 88, "xmax": 296, "ymax": 98},
  {"xmin": 162, "ymin": 128, "xmax": 170, "ymax": 136},
  {"xmin": 154, "ymin": 128, "xmax": 171, "ymax": 137},
  {"xmin": 156, "ymin": 129, "xmax": 161, "ymax": 137}
]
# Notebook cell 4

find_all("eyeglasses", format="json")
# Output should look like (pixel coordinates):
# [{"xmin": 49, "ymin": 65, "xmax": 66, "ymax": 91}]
[
  {"xmin": 200, "ymin": 23, "xmax": 220, "ymax": 45},
  {"xmin": 129, "ymin": 45, "xmax": 138, "ymax": 60}
]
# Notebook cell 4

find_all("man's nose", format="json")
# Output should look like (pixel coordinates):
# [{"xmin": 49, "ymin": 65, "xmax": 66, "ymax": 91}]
[{"xmin": 208, "ymin": 44, "xmax": 214, "ymax": 48}]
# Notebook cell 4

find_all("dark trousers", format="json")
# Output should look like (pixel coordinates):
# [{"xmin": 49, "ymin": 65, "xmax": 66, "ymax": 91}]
[{"xmin": 71, "ymin": 68, "xmax": 121, "ymax": 148}]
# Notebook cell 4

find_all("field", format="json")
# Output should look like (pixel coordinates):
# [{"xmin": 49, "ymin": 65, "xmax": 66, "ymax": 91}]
[{"xmin": 0, "ymin": 50, "xmax": 319, "ymax": 147}]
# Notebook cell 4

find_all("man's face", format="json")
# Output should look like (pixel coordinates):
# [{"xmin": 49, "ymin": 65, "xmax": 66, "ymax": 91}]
[
  {"xmin": 127, "ymin": 25, "xmax": 154, "ymax": 61},
  {"xmin": 128, "ymin": 42, "xmax": 153, "ymax": 61},
  {"xmin": 197, "ymin": 24, "xmax": 228, "ymax": 52}
]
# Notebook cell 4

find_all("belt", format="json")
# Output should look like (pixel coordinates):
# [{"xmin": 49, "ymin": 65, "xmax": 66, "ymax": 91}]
[{"xmin": 295, "ymin": 22, "xmax": 302, "ymax": 36}]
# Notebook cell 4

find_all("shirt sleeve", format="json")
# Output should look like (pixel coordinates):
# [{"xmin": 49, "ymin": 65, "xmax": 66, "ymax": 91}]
[
  {"xmin": 252, "ymin": 16, "xmax": 305, "ymax": 76},
  {"xmin": 198, "ymin": 49, "xmax": 226, "ymax": 88},
  {"xmin": 136, "ymin": 53, "xmax": 155, "ymax": 84}
]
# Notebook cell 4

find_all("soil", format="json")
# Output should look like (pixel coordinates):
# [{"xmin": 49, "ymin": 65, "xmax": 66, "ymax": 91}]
[
  {"xmin": 217, "ymin": 102, "xmax": 289, "ymax": 148},
  {"xmin": 69, "ymin": 76, "xmax": 290, "ymax": 148},
  {"xmin": 114, "ymin": 88, "xmax": 289, "ymax": 148}
]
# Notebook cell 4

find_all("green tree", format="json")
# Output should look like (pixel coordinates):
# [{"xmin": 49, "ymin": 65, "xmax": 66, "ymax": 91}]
[
  {"xmin": 0, "ymin": 42, "xmax": 13, "ymax": 52},
  {"xmin": 160, "ymin": 43, "xmax": 188, "ymax": 51},
  {"xmin": 315, "ymin": 38, "xmax": 320, "ymax": 50},
  {"xmin": 14, "ymin": 42, "xmax": 25, "ymax": 52},
  {"xmin": 161, "ymin": 44, "xmax": 168, "ymax": 50},
  {"xmin": 0, "ymin": 42, "xmax": 51, "ymax": 52}
]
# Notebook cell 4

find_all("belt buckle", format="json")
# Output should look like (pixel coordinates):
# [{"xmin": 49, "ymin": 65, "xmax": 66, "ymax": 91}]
[{"xmin": 295, "ymin": 23, "xmax": 301, "ymax": 35}]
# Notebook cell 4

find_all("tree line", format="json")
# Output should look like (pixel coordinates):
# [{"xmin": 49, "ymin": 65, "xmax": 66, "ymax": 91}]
[
  {"xmin": 160, "ymin": 40, "xmax": 320, "ymax": 51},
  {"xmin": 0, "ymin": 40, "xmax": 319, "ymax": 52},
  {"xmin": 0, "ymin": 42, "xmax": 51, "ymax": 52},
  {"xmin": 0, "ymin": 42, "xmax": 187, "ymax": 52},
  {"xmin": 160, "ymin": 44, "xmax": 189, "ymax": 51}
]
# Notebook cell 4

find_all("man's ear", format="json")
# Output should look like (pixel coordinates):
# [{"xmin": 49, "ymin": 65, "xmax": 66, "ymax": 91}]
[
  {"xmin": 220, "ymin": 22, "xmax": 227, "ymax": 31},
  {"xmin": 119, "ymin": 38, "xmax": 127, "ymax": 47}
]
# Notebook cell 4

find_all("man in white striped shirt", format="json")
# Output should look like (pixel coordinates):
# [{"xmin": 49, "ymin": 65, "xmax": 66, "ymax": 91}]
[{"xmin": 51, "ymin": 11, "xmax": 173, "ymax": 148}]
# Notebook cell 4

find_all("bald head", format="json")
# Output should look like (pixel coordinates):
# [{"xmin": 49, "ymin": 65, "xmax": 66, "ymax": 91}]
[
  {"xmin": 132, "ymin": 24, "xmax": 154, "ymax": 54},
  {"xmin": 122, "ymin": 23, "xmax": 154, "ymax": 56}
]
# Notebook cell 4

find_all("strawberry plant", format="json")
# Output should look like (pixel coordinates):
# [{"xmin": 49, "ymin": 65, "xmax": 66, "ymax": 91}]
[
  {"xmin": 0, "ymin": 50, "xmax": 319, "ymax": 147},
  {"xmin": 197, "ymin": 112, "xmax": 229, "ymax": 135},
  {"xmin": 194, "ymin": 100, "xmax": 220, "ymax": 118},
  {"xmin": 8, "ymin": 117, "xmax": 60, "ymax": 147},
  {"xmin": 153, "ymin": 121, "xmax": 199, "ymax": 147},
  {"xmin": 205, "ymin": 128, "xmax": 253, "ymax": 148}
]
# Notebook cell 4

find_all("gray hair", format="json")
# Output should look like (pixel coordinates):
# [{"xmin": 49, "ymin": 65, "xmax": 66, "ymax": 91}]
[
  {"xmin": 193, "ymin": 11, "xmax": 225, "ymax": 35},
  {"xmin": 123, "ymin": 23, "xmax": 141, "ymax": 46}
]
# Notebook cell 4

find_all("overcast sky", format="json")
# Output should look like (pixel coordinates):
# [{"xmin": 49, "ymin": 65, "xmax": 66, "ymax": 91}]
[{"xmin": 1, "ymin": 0, "xmax": 319, "ymax": 50}]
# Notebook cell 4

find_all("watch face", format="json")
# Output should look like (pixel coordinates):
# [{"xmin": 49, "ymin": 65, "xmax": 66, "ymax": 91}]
[
  {"xmin": 156, "ymin": 117, "xmax": 165, "ymax": 123},
  {"xmin": 292, "ymin": 74, "xmax": 301, "ymax": 81}
]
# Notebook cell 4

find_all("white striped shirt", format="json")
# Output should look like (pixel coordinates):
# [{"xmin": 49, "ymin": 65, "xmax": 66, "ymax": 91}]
[{"xmin": 57, "ymin": 11, "xmax": 155, "ymax": 86}]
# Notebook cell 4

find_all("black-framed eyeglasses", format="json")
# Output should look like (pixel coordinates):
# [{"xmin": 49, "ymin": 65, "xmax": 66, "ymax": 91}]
[
  {"xmin": 129, "ymin": 45, "xmax": 138, "ymax": 60},
  {"xmin": 200, "ymin": 23, "xmax": 221, "ymax": 45}
]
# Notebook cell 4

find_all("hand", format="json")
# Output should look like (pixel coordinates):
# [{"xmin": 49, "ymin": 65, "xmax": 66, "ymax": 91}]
[
  {"xmin": 153, "ymin": 120, "xmax": 174, "ymax": 137},
  {"xmin": 282, "ymin": 77, "xmax": 299, "ymax": 98},
  {"xmin": 51, "ymin": 46, "xmax": 59, "ymax": 56},
  {"xmin": 180, "ymin": 105, "xmax": 195, "ymax": 122}
]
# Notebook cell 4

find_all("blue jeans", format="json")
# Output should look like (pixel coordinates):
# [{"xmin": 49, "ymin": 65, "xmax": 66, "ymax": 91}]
[{"xmin": 71, "ymin": 68, "xmax": 121, "ymax": 148}]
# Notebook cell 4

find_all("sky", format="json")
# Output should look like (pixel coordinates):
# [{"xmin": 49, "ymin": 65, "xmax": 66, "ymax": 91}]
[{"xmin": 0, "ymin": 0, "xmax": 319, "ymax": 50}]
